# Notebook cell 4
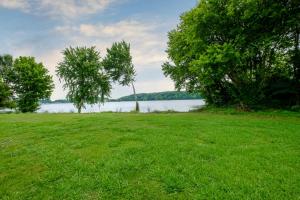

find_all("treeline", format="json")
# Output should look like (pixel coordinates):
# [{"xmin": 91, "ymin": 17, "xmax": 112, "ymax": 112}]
[
  {"xmin": 40, "ymin": 99, "xmax": 70, "ymax": 104},
  {"xmin": 41, "ymin": 91, "xmax": 202, "ymax": 103},
  {"xmin": 0, "ymin": 41, "xmax": 140, "ymax": 113},
  {"xmin": 116, "ymin": 91, "xmax": 202, "ymax": 101},
  {"xmin": 163, "ymin": 0, "xmax": 299, "ymax": 110}
]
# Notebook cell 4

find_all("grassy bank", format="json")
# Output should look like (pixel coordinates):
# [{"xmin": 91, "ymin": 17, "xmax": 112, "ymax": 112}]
[{"xmin": 0, "ymin": 112, "xmax": 299, "ymax": 199}]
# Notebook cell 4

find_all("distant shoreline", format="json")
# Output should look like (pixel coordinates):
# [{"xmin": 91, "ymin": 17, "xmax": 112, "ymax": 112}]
[
  {"xmin": 41, "ymin": 91, "xmax": 202, "ymax": 104},
  {"xmin": 41, "ymin": 98, "xmax": 203, "ymax": 104}
]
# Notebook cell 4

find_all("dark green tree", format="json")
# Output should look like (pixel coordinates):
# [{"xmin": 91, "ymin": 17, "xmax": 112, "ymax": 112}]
[
  {"xmin": 0, "ymin": 54, "xmax": 13, "ymax": 82},
  {"xmin": 0, "ymin": 54, "xmax": 14, "ymax": 109},
  {"xmin": 103, "ymin": 41, "xmax": 139, "ymax": 111},
  {"xmin": 162, "ymin": 0, "xmax": 299, "ymax": 109},
  {"xmin": 56, "ymin": 46, "xmax": 111, "ymax": 113},
  {"xmin": 9, "ymin": 57, "xmax": 54, "ymax": 112},
  {"xmin": 0, "ymin": 79, "xmax": 15, "ymax": 109}
]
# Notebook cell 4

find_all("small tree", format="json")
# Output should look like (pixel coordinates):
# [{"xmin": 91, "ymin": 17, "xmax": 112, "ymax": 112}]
[
  {"xmin": 103, "ymin": 41, "xmax": 139, "ymax": 111},
  {"xmin": 56, "ymin": 46, "xmax": 111, "ymax": 113},
  {"xmin": 10, "ymin": 57, "xmax": 54, "ymax": 112}
]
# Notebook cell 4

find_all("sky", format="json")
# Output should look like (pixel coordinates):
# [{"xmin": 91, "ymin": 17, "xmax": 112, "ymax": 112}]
[{"xmin": 0, "ymin": 0, "xmax": 197, "ymax": 100}]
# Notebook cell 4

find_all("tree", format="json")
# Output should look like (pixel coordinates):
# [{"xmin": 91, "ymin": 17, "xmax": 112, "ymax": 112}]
[
  {"xmin": 0, "ymin": 54, "xmax": 15, "ymax": 109},
  {"xmin": 0, "ymin": 54, "xmax": 13, "ymax": 83},
  {"xmin": 10, "ymin": 57, "xmax": 54, "ymax": 112},
  {"xmin": 0, "ymin": 79, "xmax": 15, "ymax": 109},
  {"xmin": 162, "ymin": 0, "xmax": 300, "ymax": 109},
  {"xmin": 56, "ymin": 46, "xmax": 111, "ymax": 113},
  {"xmin": 103, "ymin": 41, "xmax": 139, "ymax": 111}
]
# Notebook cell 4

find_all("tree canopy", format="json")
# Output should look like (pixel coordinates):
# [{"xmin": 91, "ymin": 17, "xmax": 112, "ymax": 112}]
[
  {"xmin": 0, "ymin": 54, "xmax": 14, "ymax": 109},
  {"xmin": 163, "ymin": 0, "xmax": 299, "ymax": 109},
  {"xmin": 0, "ymin": 78, "xmax": 14, "ymax": 109},
  {"xmin": 103, "ymin": 41, "xmax": 136, "ymax": 86},
  {"xmin": 10, "ymin": 57, "xmax": 54, "ymax": 112},
  {"xmin": 0, "ymin": 54, "xmax": 13, "ymax": 82},
  {"xmin": 56, "ymin": 46, "xmax": 111, "ymax": 113}
]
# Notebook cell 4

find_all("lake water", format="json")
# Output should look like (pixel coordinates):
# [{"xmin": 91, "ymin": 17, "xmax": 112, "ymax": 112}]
[{"xmin": 38, "ymin": 100, "xmax": 205, "ymax": 113}]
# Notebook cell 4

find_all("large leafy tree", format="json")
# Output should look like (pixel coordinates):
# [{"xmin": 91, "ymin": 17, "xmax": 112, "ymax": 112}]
[
  {"xmin": 10, "ymin": 57, "xmax": 54, "ymax": 112},
  {"xmin": 103, "ymin": 41, "xmax": 139, "ymax": 111},
  {"xmin": 56, "ymin": 46, "xmax": 111, "ymax": 113},
  {"xmin": 162, "ymin": 0, "xmax": 299, "ymax": 109}
]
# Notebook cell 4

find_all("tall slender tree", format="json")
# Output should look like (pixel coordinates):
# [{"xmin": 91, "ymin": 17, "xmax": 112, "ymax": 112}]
[{"xmin": 103, "ymin": 41, "xmax": 139, "ymax": 111}]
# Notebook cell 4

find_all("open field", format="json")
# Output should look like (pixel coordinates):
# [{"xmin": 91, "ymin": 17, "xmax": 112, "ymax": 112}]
[{"xmin": 0, "ymin": 112, "xmax": 299, "ymax": 199}]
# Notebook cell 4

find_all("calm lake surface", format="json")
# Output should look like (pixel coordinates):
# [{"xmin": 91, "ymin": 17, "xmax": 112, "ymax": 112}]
[{"xmin": 38, "ymin": 100, "xmax": 205, "ymax": 113}]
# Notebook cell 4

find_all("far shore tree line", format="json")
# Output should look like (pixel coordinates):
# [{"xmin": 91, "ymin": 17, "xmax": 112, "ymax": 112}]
[{"xmin": 0, "ymin": 41, "xmax": 139, "ymax": 113}]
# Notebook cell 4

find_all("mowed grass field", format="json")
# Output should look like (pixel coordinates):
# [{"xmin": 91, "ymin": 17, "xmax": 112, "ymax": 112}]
[{"xmin": 0, "ymin": 112, "xmax": 299, "ymax": 199}]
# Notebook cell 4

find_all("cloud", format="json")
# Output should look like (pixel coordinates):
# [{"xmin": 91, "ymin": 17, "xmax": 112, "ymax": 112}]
[
  {"xmin": 0, "ymin": 0, "xmax": 117, "ymax": 19},
  {"xmin": 79, "ymin": 21, "xmax": 156, "ymax": 38},
  {"xmin": 55, "ymin": 20, "xmax": 168, "ymax": 67},
  {"xmin": 0, "ymin": 0, "xmax": 29, "ymax": 11}
]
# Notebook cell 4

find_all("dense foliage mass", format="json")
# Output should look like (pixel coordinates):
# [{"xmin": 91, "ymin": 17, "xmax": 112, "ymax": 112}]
[
  {"xmin": 0, "ymin": 79, "xmax": 14, "ymax": 109},
  {"xmin": 11, "ymin": 57, "xmax": 54, "ymax": 112},
  {"xmin": 0, "ymin": 55, "xmax": 53, "ymax": 112},
  {"xmin": 56, "ymin": 47, "xmax": 111, "ymax": 113},
  {"xmin": 0, "ymin": 55, "xmax": 14, "ymax": 109},
  {"xmin": 163, "ymin": 0, "xmax": 299, "ymax": 109},
  {"xmin": 117, "ymin": 91, "xmax": 202, "ymax": 101}
]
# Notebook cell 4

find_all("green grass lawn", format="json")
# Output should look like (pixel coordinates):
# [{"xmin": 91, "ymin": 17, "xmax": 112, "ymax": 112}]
[{"xmin": 0, "ymin": 112, "xmax": 299, "ymax": 199}]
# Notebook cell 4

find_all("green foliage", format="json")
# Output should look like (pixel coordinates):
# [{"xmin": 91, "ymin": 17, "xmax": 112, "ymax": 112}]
[
  {"xmin": 9, "ymin": 57, "xmax": 54, "ymax": 113},
  {"xmin": 117, "ymin": 91, "xmax": 202, "ymax": 101},
  {"xmin": 0, "ymin": 79, "xmax": 14, "ymax": 109},
  {"xmin": 56, "ymin": 46, "xmax": 111, "ymax": 113},
  {"xmin": 163, "ymin": 0, "xmax": 300, "ymax": 109},
  {"xmin": 103, "ymin": 41, "xmax": 136, "ymax": 86},
  {"xmin": 0, "ymin": 54, "xmax": 13, "ymax": 82},
  {"xmin": 103, "ymin": 41, "xmax": 139, "ymax": 111},
  {"xmin": 0, "ymin": 54, "xmax": 15, "ymax": 109},
  {"xmin": 0, "ymin": 113, "xmax": 299, "ymax": 199}
]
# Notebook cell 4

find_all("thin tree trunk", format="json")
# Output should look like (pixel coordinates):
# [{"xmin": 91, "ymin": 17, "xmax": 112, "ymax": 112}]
[
  {"xmin": 294, "ymin": 28, "xmax": 299, "ymax": 82},
  {"xmin": 131, "ymin": 82, "xmax": 139, "ymax": 112},
  {"xmin": 294, "ymin": 28, "xmax": 300, "ymax": 105},
  {"xmin": 78, "ymin": 100, "xmax": 83, "ymax": 113}
]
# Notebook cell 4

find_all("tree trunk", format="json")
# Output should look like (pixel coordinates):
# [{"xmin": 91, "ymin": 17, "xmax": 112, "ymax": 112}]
[
  {"xmin": 131, "ymin": 82, "xmax": 139, "ymax": 112},
  {"xmin": 78, "ymin": 100, "xmax": 83, "ymax": 113},
  {"xmin": 294, "ymin": 28, "xmax": 300, "ymax": 105},
  {"xmin": 293, "ymin": 28, "xmax": 299, "ymax": 82}
]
